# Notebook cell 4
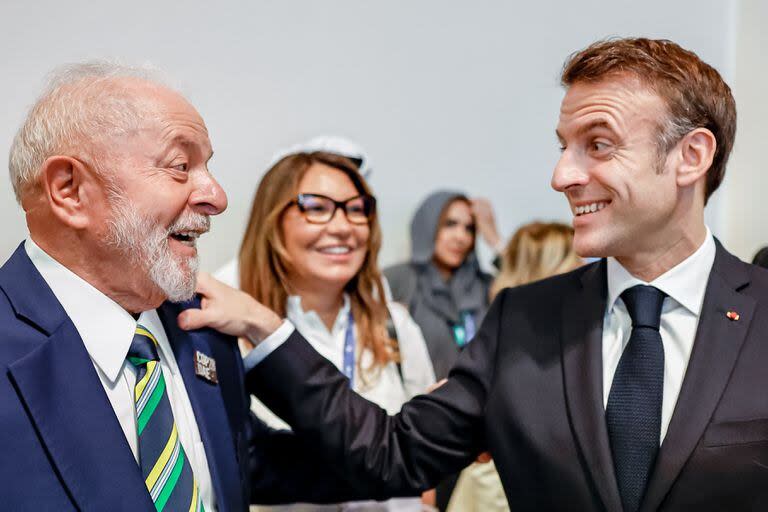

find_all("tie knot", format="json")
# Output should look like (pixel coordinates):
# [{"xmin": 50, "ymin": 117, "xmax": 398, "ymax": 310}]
[
  {"xmin": 126, "ymin": 324, "xmax": 160, "ymax": 367},
  {"xmin": 620, "ymin": 285, "xmax": 666, "ymax": 330}
]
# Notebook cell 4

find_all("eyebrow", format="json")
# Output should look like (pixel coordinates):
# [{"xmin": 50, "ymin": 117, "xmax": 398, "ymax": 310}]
[
  {"xmin": 163, "ymin": 134, "xmax": 191, "ymax": 147},
  {"xmin": 159, "ymin": 135, "xmax": 213, "ymax": 160},
  {"xmin": 157, "ymin": 135, "xmax": 189, "ymax": 156},
  {"xmin": 556, "ymin": 120, "xmax": 615, "ymax": 143},
  {"xmin": 445, "ymin": 216, "xmax": 475, "ymax": 226}
]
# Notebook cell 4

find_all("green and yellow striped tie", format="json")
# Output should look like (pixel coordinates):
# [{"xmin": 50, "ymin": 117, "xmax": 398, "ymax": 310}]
[{"xmin": 127, "ymin": 324, "xmax": 204, "ymax": 512}]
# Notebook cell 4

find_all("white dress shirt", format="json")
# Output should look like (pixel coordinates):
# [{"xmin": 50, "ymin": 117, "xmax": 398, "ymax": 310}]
[
  {"xmin": 26, "ymin": 239, "xmax": 217, "ymax": 511},
  {"xmin": 602, "ymin": 228, "xmax": 716, "ymax": 442}
]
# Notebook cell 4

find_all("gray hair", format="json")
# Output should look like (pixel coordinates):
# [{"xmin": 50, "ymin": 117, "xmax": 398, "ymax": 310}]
[{"xmin": 8, "ymin": 60, "xmax": 174, "ymax": 203}]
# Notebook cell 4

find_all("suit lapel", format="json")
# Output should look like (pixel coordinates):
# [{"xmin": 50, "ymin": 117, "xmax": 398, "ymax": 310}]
[
  {"xmin": 2, "ymin": 246, "xmax": 150, "ymax": 510},
  {"xmin": 0, "ymin": 244, "xmax": 67, "ymax": 335},
  {"xmin": 561, "ymin": 261, "xmax": 623, "ymax": 512},
  {"xmin": 159, "ymin": 303, "xmax": 242, "ymax": 512},
  {"xmin": 641, "ymin": 245, "xmax": 755, "ymax": 511}
]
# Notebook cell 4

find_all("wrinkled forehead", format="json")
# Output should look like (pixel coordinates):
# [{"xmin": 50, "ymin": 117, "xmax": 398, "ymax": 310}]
[
  {"xmin": 67, "ymin": 76, "xmax": 204, "ymax": 135},
  {"xmin": 557, "ymin": 74, "xmax": 666, "ymax": 138},
  {"xmin": 120, "ymin": 78, "xmax": 206, "ymax": 129},
  {"xmin": 98, "ymin": 78, "xmax": 210, "ymax": 149}
]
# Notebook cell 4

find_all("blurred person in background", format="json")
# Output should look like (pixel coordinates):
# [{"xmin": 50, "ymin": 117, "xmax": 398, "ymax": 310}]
[
  {"xmin": 222, "ymin": 150, "xmax": 436, "ymax": 511},
  {"xmin": 384, "ymin": 191, "xmax": 503, "ymax": 380},
  {"xmin": 384, "ymin": 191, "xmax": 500, "ymax": 510},
  {"xmin": 447, "ymin": 221, "xmax": 583, "ymax": 512},
  {"xmin": 490, "ymin": 221, "xmax": 583, "ymax": 296}
]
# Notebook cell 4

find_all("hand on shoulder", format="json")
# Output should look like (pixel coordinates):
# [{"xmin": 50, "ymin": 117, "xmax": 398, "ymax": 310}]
[{"xmin": 177, "ymin": 272, "xmax": 283, "ymax": 349}]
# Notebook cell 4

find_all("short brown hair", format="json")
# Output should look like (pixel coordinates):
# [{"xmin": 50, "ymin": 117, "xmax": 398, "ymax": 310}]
[
  {"xmin": 561, "ymin": 38, "xmax": 736, "ymax": 203},
  {"xmin": 238, "ymin": 151, "xmax": 398, "ymax": 377}
]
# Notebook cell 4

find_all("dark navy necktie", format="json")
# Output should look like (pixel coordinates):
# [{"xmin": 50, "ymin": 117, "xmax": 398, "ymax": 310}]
[{"xmin": 606, "ymin": 285, "xmax": 666, "ymax": 512}]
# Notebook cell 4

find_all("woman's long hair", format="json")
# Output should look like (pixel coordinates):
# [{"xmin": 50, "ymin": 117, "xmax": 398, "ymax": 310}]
[
  {"xmin": 239, "ymin": 151, "xmax": 397, "ymax": 375},
  {"xmin": 490, "ymin": 222, "xmax": 582, "ymax": 298}
]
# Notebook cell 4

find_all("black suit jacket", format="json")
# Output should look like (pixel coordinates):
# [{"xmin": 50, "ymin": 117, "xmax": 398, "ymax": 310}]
[{"xmin": 248, "ymin": 242, "xmax": 768, "ymax": 511}]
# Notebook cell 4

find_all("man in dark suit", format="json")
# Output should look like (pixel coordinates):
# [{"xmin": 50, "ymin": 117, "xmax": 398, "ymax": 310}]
[
  {"xmin": 0, "ymin": 62, "xmax": 357, "ymax": 511},
  {"xmin": 186, "ymin": 38, "xmax": 768, "ymax": 511}
]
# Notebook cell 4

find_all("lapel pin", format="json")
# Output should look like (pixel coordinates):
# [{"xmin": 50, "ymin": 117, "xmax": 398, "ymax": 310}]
[
  {"xmin": 194, "ymin": 350, "xmax": 218, "ymax": 384},
  {"xmin": 726, "ymin": 311, "xmax": 740, "ymax": 321}
]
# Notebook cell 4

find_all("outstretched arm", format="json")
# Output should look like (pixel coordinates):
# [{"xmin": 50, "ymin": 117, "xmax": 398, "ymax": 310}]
[{"xmin": 182, "ymin": 272, "xmax": 506, "ymax": 497}]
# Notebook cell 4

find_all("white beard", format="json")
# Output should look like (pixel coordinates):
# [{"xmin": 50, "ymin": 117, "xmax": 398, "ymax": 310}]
[{"xmin": 105, "ymin": 194, "xmax": 209, "ymax": 302}]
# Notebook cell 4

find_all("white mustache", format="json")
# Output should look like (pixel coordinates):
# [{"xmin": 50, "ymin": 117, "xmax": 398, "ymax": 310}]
[{"xmin": 167, "ymin": 213, "xmax": 210, "ymax": 236}]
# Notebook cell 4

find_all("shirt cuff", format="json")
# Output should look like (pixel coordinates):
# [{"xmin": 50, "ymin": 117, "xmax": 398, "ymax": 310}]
[{"xmin": 242, "ymin": 319, "xmax": 295, "ymax": 371}]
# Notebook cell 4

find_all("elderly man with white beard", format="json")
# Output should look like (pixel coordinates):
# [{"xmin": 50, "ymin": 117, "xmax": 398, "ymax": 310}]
[{"xmin": 0, "ymin": 62, "xmax": 372, "ymax": 511}]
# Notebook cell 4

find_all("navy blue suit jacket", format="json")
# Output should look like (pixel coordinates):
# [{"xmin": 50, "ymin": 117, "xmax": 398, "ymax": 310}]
[{"xmin": 0, "ymin": 244, "xmax": 349, "ymax": 511}]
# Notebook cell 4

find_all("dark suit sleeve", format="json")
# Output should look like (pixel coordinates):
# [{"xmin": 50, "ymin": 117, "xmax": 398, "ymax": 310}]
[
  {"xmin": 247, "ymin": 413, "xmax": 374, "ymax": 504},
  {"xmin": 246, "ymin": 288, "xmax": 510, "ymax": 497},
  {"xmin": 231, "ymin": 346, "xmax": 376, "ymax": 505}
]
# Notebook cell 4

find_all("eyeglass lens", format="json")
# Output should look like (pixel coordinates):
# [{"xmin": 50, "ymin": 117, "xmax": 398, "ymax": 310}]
[{"xmin": 298, "ymin": 194, "xmax": 372, "ymax": 224}]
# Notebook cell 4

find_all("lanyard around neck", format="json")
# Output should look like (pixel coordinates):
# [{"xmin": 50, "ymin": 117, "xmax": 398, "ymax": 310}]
[
  {"xmin": 451, "ymin": 310, "xmax": 477, "ymax": 347},
  {"xmin": 342, "ymin": 311, "xmax": 356, "ymax": 388}
]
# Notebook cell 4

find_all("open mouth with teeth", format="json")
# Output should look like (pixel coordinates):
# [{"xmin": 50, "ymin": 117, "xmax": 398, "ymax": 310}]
[
  {"xmin": 574, "ymin": 201, "xmax": 610, "ymax": 216},
  {"xmin": 318, "ymin": 246, "xmax": 352, "ymax": 255},
  {"xmin": 169, "ymin": 231, "xmax": 202, "ymax": 246}
]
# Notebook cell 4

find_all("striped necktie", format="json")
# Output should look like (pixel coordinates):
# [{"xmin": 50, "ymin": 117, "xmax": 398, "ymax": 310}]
[{"xmin": 127, "ymin": 324, "xmax": 204, "ymax": 512}]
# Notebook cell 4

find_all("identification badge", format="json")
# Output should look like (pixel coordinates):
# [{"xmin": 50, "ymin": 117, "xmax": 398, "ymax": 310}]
[
  {"xmin": 452, "ymin": 324, "xmax": 467, "ymax": 347},
  {"xmin": 194, "ymin": 350, "xmax": 218, "ymax": 384},
  {"xmin": 461, "ymin": 311, "xmax": 477, "ymax": 341}
]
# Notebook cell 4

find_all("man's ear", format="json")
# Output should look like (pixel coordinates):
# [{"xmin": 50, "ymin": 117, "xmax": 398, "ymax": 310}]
[
  {"xmin": 41, "ymin": 155, "xmax": 98, "ymax": 229},
  {"xmin": 675, "ymin": 128, "xmax": 717, "ymax": 188}
]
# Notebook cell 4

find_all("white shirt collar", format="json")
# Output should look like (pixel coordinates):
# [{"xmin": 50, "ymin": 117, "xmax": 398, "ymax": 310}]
[
  {"xmin": 137, "ymin": 309, "xmax": 179, "ymax": 376},
  {"xmin": 606, "ymin": 227, "xmax": 716, "ymax": 316},
  {"xmin": 286, "ymin": 293, "xmax": 351, "ymax": 334},
  {"xmin": 24, "ymin": 238, "xmax": 174, "ymax": 382}
]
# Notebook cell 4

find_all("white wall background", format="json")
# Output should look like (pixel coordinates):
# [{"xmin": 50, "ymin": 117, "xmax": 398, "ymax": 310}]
[
  {"xmin": 727, "ymin": 0, "xmax": 767, "ymax": 261},
  {"xmin": 2, "ymin": 0, "xmax": 758, "ymax": 272}
]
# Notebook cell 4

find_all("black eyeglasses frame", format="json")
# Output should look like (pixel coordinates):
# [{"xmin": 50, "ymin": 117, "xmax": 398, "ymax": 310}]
[{"xmin": 289, "ymin": 193, "xmax": 376, "ymax": 225}]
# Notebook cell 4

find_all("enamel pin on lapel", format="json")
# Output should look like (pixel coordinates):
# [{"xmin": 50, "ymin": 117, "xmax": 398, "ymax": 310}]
[
  {"xmin": 726, "ymin": 311, "xmax": 740, "ymax": 321},
  {"xmin": 194, "ymin": 350, "xmax": 218, "ymax": 384}
]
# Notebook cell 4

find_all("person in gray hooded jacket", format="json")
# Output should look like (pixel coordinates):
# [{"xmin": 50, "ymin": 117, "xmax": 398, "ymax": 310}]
[
  {"xmin": 384, "ymin": 190, "xmax": 497, "ymax": 510},
  {"xmin": 384, "ymin": 190, "xmax": 496, "ymax": 382}
]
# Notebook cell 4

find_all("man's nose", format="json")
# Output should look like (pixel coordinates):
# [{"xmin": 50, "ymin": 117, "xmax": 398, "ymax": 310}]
[
  {"xmin": 190, "ymin": 171, "xmax": 228, "ymax": 216},
  {"xmin": 551, "ymin": 150, "xmax": 589, "ymax": 192}
]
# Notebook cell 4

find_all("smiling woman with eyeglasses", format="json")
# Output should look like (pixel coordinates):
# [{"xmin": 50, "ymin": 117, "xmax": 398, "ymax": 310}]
[{"xmin": 227, "ymin": 150, "xmax": 436, "ymax": 512}]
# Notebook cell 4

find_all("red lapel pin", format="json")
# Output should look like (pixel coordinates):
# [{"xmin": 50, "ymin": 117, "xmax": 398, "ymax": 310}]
[{"xmin": 726, "ymin": 311, "xmax": 740, "ymax": 321}]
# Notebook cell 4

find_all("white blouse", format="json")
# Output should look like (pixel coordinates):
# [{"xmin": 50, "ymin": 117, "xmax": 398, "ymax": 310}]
[{"xmin": 251, "ymin": 293, "xmax": 436, "ymax": 427}]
